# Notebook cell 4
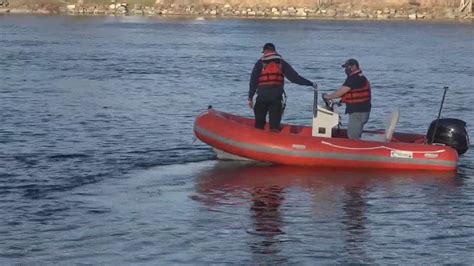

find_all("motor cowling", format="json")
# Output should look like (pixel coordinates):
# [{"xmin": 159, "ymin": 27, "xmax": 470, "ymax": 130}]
[{"xmin": 426, "ymin": 118, "xmax": 470, "ymax": 155}]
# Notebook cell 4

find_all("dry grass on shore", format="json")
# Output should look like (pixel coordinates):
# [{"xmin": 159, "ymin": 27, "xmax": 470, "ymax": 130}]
[
  {"xmin": 84, "ymin": 0, "xmax": 156, "ymax": 6},
  {"xmin": 83, "ymin": 0, "xmax": 156, "ymax": 6},
  {"xmin": 8, "ymin": 0, "xmax": 158, "ymax": 9},
  {"xmin": 8, "ymin": 0, "xmax": 62, "ymax": 10}
]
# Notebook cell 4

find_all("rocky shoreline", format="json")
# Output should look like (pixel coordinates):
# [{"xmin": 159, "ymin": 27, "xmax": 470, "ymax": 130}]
[{"xmin": 0, "ymin": 2, "xmax": 472, "ymax": 21}]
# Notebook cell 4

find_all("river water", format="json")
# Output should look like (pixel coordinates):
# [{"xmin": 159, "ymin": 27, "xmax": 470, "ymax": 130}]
[{"xmin": 0, "ymin": 15, "xmax": 473, "ymax": 264}]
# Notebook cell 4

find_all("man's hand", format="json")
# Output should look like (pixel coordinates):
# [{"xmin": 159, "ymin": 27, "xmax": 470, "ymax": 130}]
[{"xmin": 248, "ymin": 99, "xmax": 254, "ymax": 109}]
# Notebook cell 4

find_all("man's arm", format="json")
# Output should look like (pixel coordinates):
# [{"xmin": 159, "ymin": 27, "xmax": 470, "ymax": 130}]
[
  {"xmin": 324, "ymin": 86, "xmax": 351, "ymax": 100},
  {"xmin": 281, "ymin": 60, "xmax": 314, "ymax": 86},
  {"xmin": 248, "ymin": 61, "xmax": 262, "ymax": 108}
]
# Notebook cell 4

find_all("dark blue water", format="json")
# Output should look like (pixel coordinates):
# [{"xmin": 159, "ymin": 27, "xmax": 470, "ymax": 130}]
[{"xmin": 1, "ymin": 15, "xmax": 473, "ymax": 264}]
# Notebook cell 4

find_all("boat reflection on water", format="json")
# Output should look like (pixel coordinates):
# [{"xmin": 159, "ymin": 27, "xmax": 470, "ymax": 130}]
[
  {"xmin": 193, "ymin": 162, "xmax": 458, "ymax": 262},
  {"xmin": 195, "ymin": 162, "xmax": 458, "ymax": 210}
]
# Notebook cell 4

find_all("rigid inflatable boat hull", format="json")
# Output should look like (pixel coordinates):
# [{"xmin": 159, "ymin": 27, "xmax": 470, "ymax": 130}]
[{"xmin": 194, "ymin": 109, "xmax": 458, "ymax": 171}]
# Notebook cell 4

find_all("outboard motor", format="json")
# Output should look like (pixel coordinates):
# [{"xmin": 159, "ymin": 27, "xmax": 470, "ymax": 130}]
[{"xmin": 426, "ymin": 118, "xmax": 470, "ymax": 155}]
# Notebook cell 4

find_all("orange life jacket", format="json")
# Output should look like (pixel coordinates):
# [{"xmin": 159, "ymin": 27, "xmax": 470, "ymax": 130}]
[
  {"xmin": 258, "ymin": 52, "xmax": 284, "ymax": 87},
  {"xmin": 341, "ymin": 70, "xmax": 371, "ymax": 104}
]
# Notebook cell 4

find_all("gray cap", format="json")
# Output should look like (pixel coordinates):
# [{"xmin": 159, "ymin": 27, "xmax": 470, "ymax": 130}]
[{"xmin": 341, "ymin": 58, "xmax": 359, "ymax": 68}]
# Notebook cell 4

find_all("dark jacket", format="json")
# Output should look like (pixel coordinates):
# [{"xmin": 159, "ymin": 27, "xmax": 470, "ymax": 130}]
[
  {"xmin": 342, "ymin": 71, "xmax": 371, "ymax": 114},
  {"xmin": 249, "ymin": 58, "xmax": 313, "ymax": 101}
]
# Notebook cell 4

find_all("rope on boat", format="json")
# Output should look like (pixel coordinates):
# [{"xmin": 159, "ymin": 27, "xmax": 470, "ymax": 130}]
[{"xmin": 321, "ymin": 141, "xmax": 446, "ymax": 154}]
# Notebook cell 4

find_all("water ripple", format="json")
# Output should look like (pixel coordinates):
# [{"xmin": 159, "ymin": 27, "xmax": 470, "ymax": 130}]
[{"xmin": 0, "ymin": 16, "xmax": 472, "ymax": 265}]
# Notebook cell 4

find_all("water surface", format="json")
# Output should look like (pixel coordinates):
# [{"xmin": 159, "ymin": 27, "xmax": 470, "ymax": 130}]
[{"xmin": 0, "ymin": 15, "xmax": 473, "ymax": 264}]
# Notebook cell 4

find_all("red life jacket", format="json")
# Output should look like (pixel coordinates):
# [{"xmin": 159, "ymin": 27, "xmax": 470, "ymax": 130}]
[
  {"xmin": 341, "ymin": 70, "xmax": 371, "ymax": 104},
  {"xmin": 258, "ymin": 52, "xmax": 284, "ymax": 87}
]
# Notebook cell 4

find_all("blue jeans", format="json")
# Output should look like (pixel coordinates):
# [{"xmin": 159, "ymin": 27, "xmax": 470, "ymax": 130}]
[{"xmin": 347, "ymin": 112, "xmax": 370, "ymax": 140}]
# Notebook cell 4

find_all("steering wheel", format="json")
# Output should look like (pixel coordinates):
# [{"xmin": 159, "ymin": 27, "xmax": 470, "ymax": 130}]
[{"xmin": 322, "ymin": 93, "xmax": 334, "ymax": 112}]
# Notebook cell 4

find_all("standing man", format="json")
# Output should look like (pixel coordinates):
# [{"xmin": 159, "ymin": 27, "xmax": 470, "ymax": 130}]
[
  {"xmin": 323, "ymin": 59, "xmax": 371, "ymax": 140},
  {"xmin": 248, "ymin": 43, "xmax": 316, "ymax": 132}
]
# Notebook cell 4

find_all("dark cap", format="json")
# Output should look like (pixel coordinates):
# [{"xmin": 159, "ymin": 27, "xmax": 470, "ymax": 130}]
[
  {"xmin": 262, "ymin": 43, "xmax": 276, "ymax": 52},
  {"xmin": 341, "ymin": 58, "xmax": 359, "ymax": 68}
]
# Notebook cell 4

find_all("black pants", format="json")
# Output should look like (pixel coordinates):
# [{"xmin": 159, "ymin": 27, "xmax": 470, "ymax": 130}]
[{"xmin": 254, "ymin": 96, "xmax": 282, "ymax": 130}]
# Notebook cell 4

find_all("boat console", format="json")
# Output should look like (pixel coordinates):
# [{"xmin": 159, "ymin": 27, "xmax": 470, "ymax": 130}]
[{"xmin": 312, "ymin": 89, "xmax": 340, "ymax": 138}]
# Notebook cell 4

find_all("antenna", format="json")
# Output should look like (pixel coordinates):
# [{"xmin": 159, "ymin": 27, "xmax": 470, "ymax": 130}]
[{"xmin": 430, "ymin": 86, "xmax": 448, "ymax": 144}]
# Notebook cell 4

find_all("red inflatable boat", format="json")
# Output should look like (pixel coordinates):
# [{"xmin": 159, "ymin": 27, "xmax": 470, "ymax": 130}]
[{"xmin": 194, "ymin": 108, "xmax": 469, "ymax": 171}]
